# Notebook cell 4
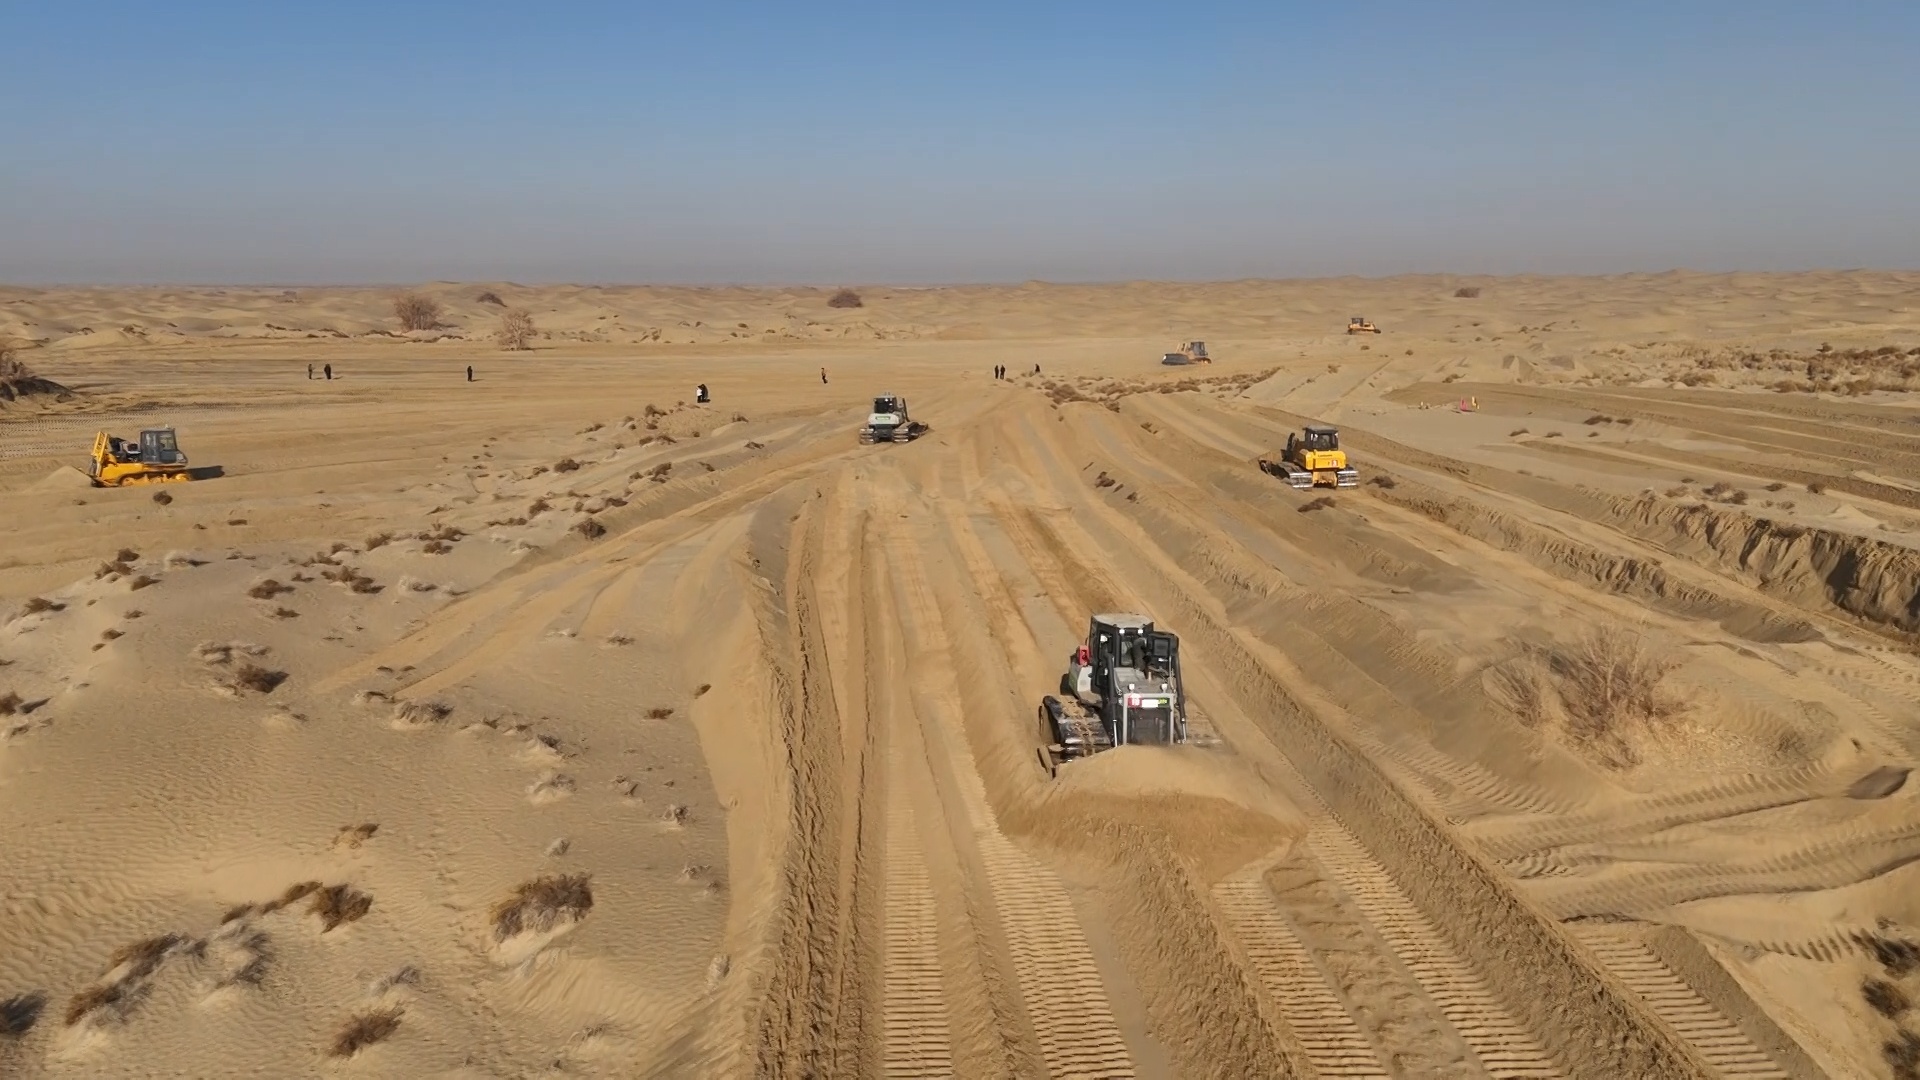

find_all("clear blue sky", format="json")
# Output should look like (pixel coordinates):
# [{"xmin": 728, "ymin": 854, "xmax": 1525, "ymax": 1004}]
[{"xmin": 4, "ymin": 1, "xmax": 1918, "ymax": 284}]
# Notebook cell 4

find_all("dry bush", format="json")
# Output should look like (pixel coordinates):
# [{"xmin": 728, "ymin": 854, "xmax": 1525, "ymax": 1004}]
[
  {"xmin": 1509, "ymin": 428, "xmax": 1529, "ymax": 437},
  {"xmin": 128, "ymin": 574, "xmax": 159, "ymax": 590},
  {"xmin": 490, "ymin": 874, "xmax": 594, "ymax": 941},
  {"xmin": 745, "ymin": 440, "xmax": 765, "ymax": 450},
  {"xmin": 335, "ymin": 823, "xmax": 380, "ymax": 849},
  {"xmin": 63, "ymin": 984, "xmax": 129, "ymax": 1027},
  {"xmin": 330, "ymin": 1006, "xmax": 404, "ymax": 1057},
  {"xmin": 528, "ymin": 498, "xmax": 551, "ymax": 515},
  {"xmin": 1729, "ymin": 490, "xmax": 1750, "ymax": 505},
  {"xmin": 151, "ymin": 490, "xmax": 173, "ymax": 505},
  {"xmin": 393, "ymin": 293, "xmax": 441, "ymax": 332},
  {"xmin": 1298, "ymin": 496, "xmax": 1336, "ymax": 513},
  {"xmin": 574, "ymin": 518, "xmax": 607, "ymax": 540},
  {"xmin": 0, "ymin": 991, "xmax": 44, "ymax": 1038},
  {"xmin": 1887, "ymin": 1030, "xmax": 1920, "ymax": 1080},
  {"xmin": 1583, "ymin": 414, "xmax": 1614, "ymax": 425},
  {"xmin": 1367, "ymin": 475, "xmax": 1397, "ymax": 489},
  {"xmin": 0, "ymin": 692, "xmax": 24, "ymax": 716},
  {"xmin": 1765, "ymin": 481, "xmax": 1786, "ymax": 492},
  {"xmin": 1547, "ymin": 627, "xmax": 1683, "ymax": 765},
  {"xmin": 1454, "ymin": 286, "xmax": 1481, "ymax": 298},
  {"xmin": 391, "ymin": 700, "xmax": 453, "ymax": 726},
  {"xmin": 497, "ymin": 309, "xmax": 536, "ymax": 350},
  {"xmin": 228, "ymin": 663, "xmax": 288, "ymax": 695},
  {"xmin": 0, "ymin": 342, "xmax": 72, "ymax": 400},
  {"xmin": 1860, "ymin": 933, "xmax": 1920, "ymax": 977},
  {"xmin": 421, "ymin": 540, "xmax": 451, "ymax": 555},
  {"xmin": 477, "ymin": 290, "xmax": 505, "ymax": 307},
  {"xmin": 695, "ymin": 683, "xmax": 712, "ymax": 697},
  {"xmin": 115, "ymin": 547, "xmax": 139, "ymax": 563},
  {"xmin": 270, "ymin": 607, "xmax": 300, "ymax": 619},
  {"xmin": 1092, "ymin": 471, "xmax": 1116, "ymax": 489},
  {"xmin": 1489, "ymin": 659, "xmax": 1550, "ymax": 727},
  {"xmin": 308, "ymin": 885, "xmax": 372, "ymax": 931},
  {"xmin": 22, "ymin": 597, "xmax": 62, "ymax": 615},
  {"xmin": 1865, "ymin": 977, "xmax": 1912, "ymax": 1018},
  {"xmin": 265, "ymin": 880, "xmax": 323, "ymax": 913},
  {"xmin": 417, "ymin": 523, "xmax": 464, "ymax": 542},
  {"xmin": 553, "ymin": 458, "xmax": 581, "ymax": 473},
  {"xmin": 826, "ymin": 288, "xmax": 863, "ymax": 309},
  {"xmin": 248, "ymin": 579, "xmax": 293, "ymax": 600},
  {"xmin": 1663, "ymin": 486, "xmax": 1689, "ymax": 497},
  {"xmin": 1705, "ymin": 481, "xmax": 1736, "ymax": 498},
  {"xmin": 365, "ymin": 531, "xmax": 394, "ymax": 550},
  {"xmin": 1807, "ymin": 480, "xmax": 1828, "ymax": 494},
  {"xmin": 645, "ymin": 706, "xmax": 674, "ymax": 720}
]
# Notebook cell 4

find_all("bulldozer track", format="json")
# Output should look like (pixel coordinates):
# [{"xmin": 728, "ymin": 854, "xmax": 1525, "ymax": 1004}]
[
  {"xmin": 884, "ymin": 514, "xmax": 1138, "ymax": 1079},
  {"xmin": 1567, "ymin": 927, "xmax": 1791, "ymax": 1079},
  {"xmin": 878, "ymin": 695, "xmax": 956, "ymax": 1077},
  {"xmin": 1308, "ymin": 825, "xmax": 1565, "ymax": 1079},
  {"xmin": 1213, "ymin": 876, "xmax": 1390, "ymax": 1077}
]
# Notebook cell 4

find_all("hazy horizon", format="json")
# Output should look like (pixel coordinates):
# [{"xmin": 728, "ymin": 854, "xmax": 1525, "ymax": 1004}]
[{"xmin": 6, "ymin": 1, "xmax": 1919, "ymax": 285}]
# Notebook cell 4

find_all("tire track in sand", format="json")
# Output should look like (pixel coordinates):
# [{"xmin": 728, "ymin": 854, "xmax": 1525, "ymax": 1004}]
[{"xmin": 1567, "ymin": 927, "xmax": 1790, "ymax": 1079}]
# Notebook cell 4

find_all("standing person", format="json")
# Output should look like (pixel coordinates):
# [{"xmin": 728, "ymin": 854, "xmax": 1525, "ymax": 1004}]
[
  {"xmin": 324, "ymin": 363, "xmax": 333, "ymax": 381},
  {"xmin": 307, "ymin": 363, "xmax": 313, "ymax": 380},
  {"xmin": 466, "ymin": 365, "xmax": 474, "ymax": 382},
  {"xmin": 820, "ymin": 366, "xmax": 828, "ymax": 385}
]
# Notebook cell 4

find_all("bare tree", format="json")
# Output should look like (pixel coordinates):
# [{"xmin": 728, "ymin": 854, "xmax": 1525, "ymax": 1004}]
[
  {"xmin": 497, "ymin": 309, "xmax": 536, "ymax": 351},
  {"xmin": 394, "ymin": 293, "xmax": 441, "ymax": 332},
  {"xmin": 827, "ymin": 288, "xmax": 863, "ymax": 309}
]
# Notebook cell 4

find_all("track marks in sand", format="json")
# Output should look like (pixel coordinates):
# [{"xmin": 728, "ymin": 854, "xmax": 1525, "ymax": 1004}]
[
  {"xmin": 1568, "ymin": 927, "xmax": 1790, "ymax": 1079},
  {"xmin": 881, "ymin": 511, "xmax": 1137, "ymax": 1079},
  {"xmin": 1213, "ymin": 875, "xmax": 1390, "ymax": 1077},
  {"xmin": 1309, "ymin": 826, "xmax": 1564, "ymax": 1078}
]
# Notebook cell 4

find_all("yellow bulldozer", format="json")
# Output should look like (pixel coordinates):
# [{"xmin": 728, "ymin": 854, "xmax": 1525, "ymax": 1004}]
[
  {"xmin": 1347, "ymin": 316, "xmax": 1380, "ymax": 334},
  {"xmin": 1258, "ymin": 424, "xmax": 1358, "ymax": 489},
  {"xmin": 89, "ymin": 428, "xmax": 195, "ymax": 487},
  {"xmin": 1160, "ymin": 340, "xmax": 1212, "ymax": 366}
]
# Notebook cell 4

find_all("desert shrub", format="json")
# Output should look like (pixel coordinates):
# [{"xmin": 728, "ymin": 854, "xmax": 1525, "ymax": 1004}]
[
  {"xmin": 1298, "ymin": 496, "xmax": 1336, "ymax": 513},
  {"xmin": 1367, "ymin": 474, "xmax": 1397, "ymax": 489},
  {"xmin": 309, "ymin": 885, "xmax": 373, "ymax": 931},
  {"xmin": 151, "ymin": 490, "xmax": 173, "ymax": 505},
  {"xmin": 574, "ymin": 518, "xmax": 607, "ymax": 540},
  {"xmin": 497, "ymin": 309, "xmax": 536, "ymax": 350},
  {"xmin": 553, "ymin": 458, "xmax": 581, "ymax": 473},
  {"xmin": 490, "ymin": 874, "xmax": 593, "ymax": 941},
  {"xmin": 1509, "ymin": 428, "xmax": 1529, "ymax": 437},
  {"xmin": 330, "ymin": 1007, "xmax": 404, "ymax": 1057},
  {"xmin": 826, "ymin": 288, "xmax": 863, "ymax": 309},
  {"xmin": 1806, "ymin": 480, "xmax": 1828, "ymax": 494},
  {"xmin": 1546, "ymin": 627, "xmax": 1682, "ymax": 765},
  {"xmin": 22, "ymin": 597, "xmax": 62, "ymax": 615},
  {"xmin": 1454, "ymin": 286, "xmax": 1481, "ymax": 298},
  {"xmin": 645, "ymin": 706, "xmax": 674, "ymax": 720},
  {"xmin": 476, "ymin": 290, "xmax": 505, "ymax": 306},
  {"xmin": 365, "ymin": 531, "xmax": 394, "ymax": 549},
  {"xmin": 1765, "ymin": 482, "xmax": 1786, "ymax": 492},
  {"xmin": 393, "ymin": 293, "xmax": 441, "ymax": 332},
  {"xmin": 1864, "ymin": 977, "xmax": 1911, "ymax": 1018},
  {"xmin": 248, "ymin": 579, "xmax": 293, "ymax": 600},
  {"xmin": 1729, "ymin": 490, "xmax": 1749, "ymax": 505},
  {"xmin": 229, "ymin": 664, "xmax": 288, "ymax": 694}
]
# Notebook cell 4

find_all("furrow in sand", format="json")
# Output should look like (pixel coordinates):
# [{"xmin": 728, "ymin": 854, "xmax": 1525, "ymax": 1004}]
[
  {"xmin": 1308, "ymin": 826, "xmax": 1565, "ymax": 1079},
  {"xmin": 1213, "ymin": 876, "xmax": 1390, "ymax": 1078},
  {"xmin": 1568, "ymin": 928, "xmax": 1790, "ymax": 1079},
  {"xmin": 870, "ymin": 532, "xmax": 957, "ymax": 1078},
  {"xmin": 883, "ymin": 512, "xmax": 1137, "ymax": 1080}
]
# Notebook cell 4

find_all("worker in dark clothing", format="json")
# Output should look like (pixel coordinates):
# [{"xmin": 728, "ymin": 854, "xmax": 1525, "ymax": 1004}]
[
  {"xmin": 695, "ymin": 383, "xmax": 710, "ymax": 404},
  {"xmin": 466, "ymin": 365, "xmax": 474, "ymax": 382},
  {"xmin": 307, "ymin": 363, "xmax": 313, "ymax": 380},
  {"xmin": 324, "ymin": 363, "xmax": 333, "ymax": 381},
  {"xmin": 820, "ymin": 367, "xmax": 828, "ymax": 385}
]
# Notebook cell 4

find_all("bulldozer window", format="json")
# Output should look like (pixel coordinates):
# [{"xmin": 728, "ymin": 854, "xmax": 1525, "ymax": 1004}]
[{"xmin": 1304, "ymin": 430, "xmax": 1338, "ymax": 451}]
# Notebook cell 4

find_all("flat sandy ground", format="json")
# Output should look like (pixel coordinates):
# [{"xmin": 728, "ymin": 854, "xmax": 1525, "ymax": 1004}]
[{"xmin": 2, "ymin": 273, "xmax": 1918, "ymax": 1077}]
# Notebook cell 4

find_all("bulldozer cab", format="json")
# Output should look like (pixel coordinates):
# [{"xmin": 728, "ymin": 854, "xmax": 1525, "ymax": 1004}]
[
  {"xmin": 139, "ymin": 429, "xmax": 184, "ymax": 464},
  {"xmin": 1301, "ymin": 425, "xmax": 1339, "ymax": 452},
  {"xmin": 873, "ymin": 395, "xmax": 903, "ymax": 415}
]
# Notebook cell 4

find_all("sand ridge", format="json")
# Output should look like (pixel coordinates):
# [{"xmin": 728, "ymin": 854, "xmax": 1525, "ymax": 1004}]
[{"xmin": 1, "ymin": 272, "xmax": 1917, "ymax": 1077}]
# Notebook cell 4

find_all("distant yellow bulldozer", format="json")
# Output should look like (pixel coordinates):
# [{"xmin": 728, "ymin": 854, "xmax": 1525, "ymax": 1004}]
[
  {"xmin": 89, "ymin": 428, "xmax": 195, "ymax": 487},
  {"xmin": 1258, "ymin": 425, "xmax": 1358, "ymax": 489},
  {"xmin": 1160, "ymin": 340, "xmax": 1212, "ymax": 366},
  {"xmin": 1347, "ymin": 316, "xmax": 1380, "ymax": 334}
]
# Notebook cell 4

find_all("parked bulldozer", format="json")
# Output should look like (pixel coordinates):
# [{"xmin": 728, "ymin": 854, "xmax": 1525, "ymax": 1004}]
[
  {"xmin": 89, "ymin": 428, "xmax": 195, "ymax": 487},
  {"xmin": 1258, "ymin": 424, "xmax": 1358, "ymax": 489},
  {"xmin": 858, "ymin": 394, "xmax": 929, "ymax": 444},
  {"xmin": 1163, "ymin": 340, "xmax": 1211, "ymax": 365},
  {"xmin": 1037, "ymin": 613, "xmax": 1190, "ymax": 776},
  {"xmin": 1347, "ymin": 316, "xmax": 1380, "ymax": 334}
]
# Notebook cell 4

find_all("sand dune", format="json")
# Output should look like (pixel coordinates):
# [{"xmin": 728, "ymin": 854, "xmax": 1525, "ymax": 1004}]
[{"xmin": 2, "ymin": 272, "xmax": 1918, "ymax": 1077}]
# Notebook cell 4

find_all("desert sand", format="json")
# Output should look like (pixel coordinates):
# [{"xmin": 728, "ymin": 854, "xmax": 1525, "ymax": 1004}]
[{"xmin": 2, "ymin": 272, "xmax": 1918, "ymax": 1078}]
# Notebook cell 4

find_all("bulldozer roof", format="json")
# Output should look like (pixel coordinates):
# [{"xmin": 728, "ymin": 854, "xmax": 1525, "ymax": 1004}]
[{"xmin": 1304, "ymin": 424, "xmax": 1339, "ymax": 435}]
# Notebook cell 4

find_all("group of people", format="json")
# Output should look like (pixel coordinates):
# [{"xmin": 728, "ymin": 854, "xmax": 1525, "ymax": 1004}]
[
  {"xmin": 990, "ymin": 363, "xmax": 1040, "ymax": 380},
  {"xmin": 305, "ymin": 363, "xmax": 334, "ymax": 380}
]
